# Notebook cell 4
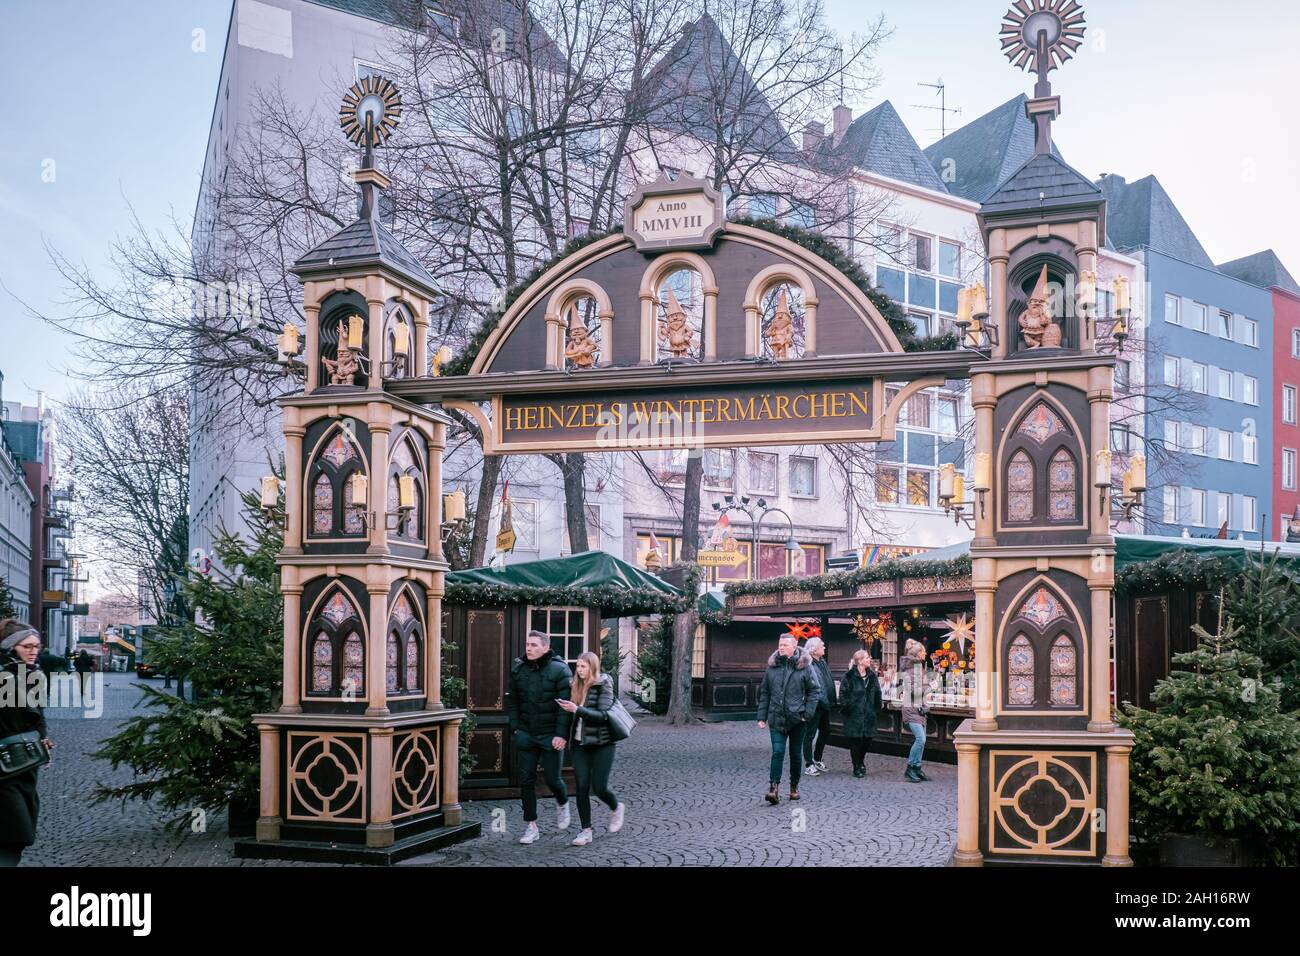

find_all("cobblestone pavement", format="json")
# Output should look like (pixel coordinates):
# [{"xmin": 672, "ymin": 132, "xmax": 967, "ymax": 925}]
[{"xmin": 24, "ymin": 677, "xmax": 956, "ymax": 867}]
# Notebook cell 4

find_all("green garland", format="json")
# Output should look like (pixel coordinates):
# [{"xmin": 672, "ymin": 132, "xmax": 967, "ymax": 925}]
[
  {"xmin": 722, "ymin": 553, "xmax": 971, "ymax": 602},
  {"xmin": 442, "ymin": 217, "xmax": 955, "ymax": 375},
  {"xmin": 445, "ymin": 559, "xmax": 703, "ymax": 617},
  {"xmin": 1115, "ymin": 550, "xmax": 1240, "ymax": 597}
]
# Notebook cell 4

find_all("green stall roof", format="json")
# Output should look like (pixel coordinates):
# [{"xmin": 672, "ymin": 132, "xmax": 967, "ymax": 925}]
[{"xmin": 445, "ymin": 550, "xmax": 683, "ymax": 617}]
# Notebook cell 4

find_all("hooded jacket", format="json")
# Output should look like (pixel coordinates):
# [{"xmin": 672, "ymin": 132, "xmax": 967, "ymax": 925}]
[
  {"xmin": 506, "ymin": 649, "xmax": 574, "ymax": 741},
  {"xmin": 0, "ymin": 653, "xmax": 48, "ymax": 847},
  {"xmin": 839, "ymin": 665, "xmax": 882, "ymax": 738},
  {"xmin": 756, "ymin": 646, "xmax": 817, "ymax": 734}
]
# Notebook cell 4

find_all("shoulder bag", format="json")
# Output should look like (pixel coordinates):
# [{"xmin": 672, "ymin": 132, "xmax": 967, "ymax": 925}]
[
  {"xmin": 0, "ymin": 730, "xmax": 50, "ymax": 780},
  {"xmin": 605, "ymin": 698, "xmax": 637, "ymax": 742}
]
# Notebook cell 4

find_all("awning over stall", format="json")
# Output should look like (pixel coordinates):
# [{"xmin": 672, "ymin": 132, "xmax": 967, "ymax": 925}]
[{"xmin": 445, "ymin": 551, "xmax": 684, "ymax": 616}]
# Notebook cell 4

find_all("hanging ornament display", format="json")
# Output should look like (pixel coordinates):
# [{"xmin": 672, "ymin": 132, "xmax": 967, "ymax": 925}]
[{"xmin": 851, "ymin": 612, "xmax": 893, "ymax": 645}]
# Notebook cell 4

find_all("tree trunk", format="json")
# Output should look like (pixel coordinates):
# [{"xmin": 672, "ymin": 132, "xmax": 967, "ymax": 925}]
[
  {"xmin": 559, "ymin": 453, "xmax": 589, "ymax": 553},
  {"xmin": 666, "ymin": 454, "xmax": 705, "ymax": 725},
  {"xmin": 470, "ymin": 454, "xmax": 503, "ymax": 567}
]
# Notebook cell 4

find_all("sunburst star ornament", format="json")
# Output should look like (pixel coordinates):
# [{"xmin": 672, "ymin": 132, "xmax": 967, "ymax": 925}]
[
  {"xmin": 339, "ymin": 75, "xmax": 403, "ymax": 148},
  {"xmin": 941, "ymin": 612, "xmax": 975, "ymax": 652},
  {"xmin": 1000, "ymin": 0, "xmax": 1086, "ymax": 76}
]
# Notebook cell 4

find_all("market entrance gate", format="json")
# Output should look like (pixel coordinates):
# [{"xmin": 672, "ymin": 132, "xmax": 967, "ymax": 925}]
[{"xmin": 241, "ymin": 1, "xmax": 1134, "ymax": 866}]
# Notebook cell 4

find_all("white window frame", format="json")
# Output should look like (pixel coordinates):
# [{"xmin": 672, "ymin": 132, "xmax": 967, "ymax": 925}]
[
  {"xmin": 1244, "ymin": 375, "xmax": 1259, "ymax": 406},
  {"xmin": 1188, "ymin": 488, "xmax": 1206, "ymax": 526},
  {"xmin": 1218, "ymin": 368, "xmax": 1234, "ymax": 400},
  {"xmin": 1188, "ymin": 302, "xmax": 1207, "ymax": 333},
  {"xmin": 1164, "ymin": 294, "xmax": 1181, "ymax": 325},
  {"xmin": 1285, "ymin": 449, "xmax": 1298, "ymax": 491},
  {"xmin": 1243, "ymin": 319, "xmax": 1259, "ymax": 348},
  {"xmin": 1217, "ymin": 429, "xmax": 1233, "ymax": 461},
  {"xmin": 1163, "ymin": 356, "xmax": 1180, "ymax": 387},
  {"xmin": 1243, "ymin": 433, "xmax": 1259, "ymax": 465},
  {"xmin": 789, "ymin": 455, "xmax": 818, "ymax": 498},
  {"xmin": 1218, "ymin": 311, "xmax": 1233, "ymax": 339},
  {"xmin": 1188, "ymin": 424, "xmax": 1207, "ymax": 456},
  {"xmin": 1164, "ymin": 420, "xmax": 1180, "ymax": 451},
  {"xmin": 910, "ymin": 232, "xmax": 934, "ymax": 274},
  {"xmin": 1285, "ymin": 385, "xmax": 1297, "ymax": 425},
  {"xmin": 527, "ymin": 605, "xmax": 588, "ymax": 667},
  {"xmin": 512, "ymin": 499, "xmax": 539, "ymax": 552},
  {"xmin": 1292, "ymin": 329, "xmax": 1300, "ymax": 358},
  {"xmin": 1244, "ymin": 495, "xmax": 1258, "ymax": 532},
  {"xmin": 1216, "ymin": 491, "xmax": 1231, "ymax": 527},
  {"xmin": 747, "ymin": 451, "xmax": 779, "ymax": 496},
  {"xmin": 937, "ymin": 239, "xmax": 961, "ymax": 279},
  {"xmin": 1190, "ymin": 362, "xmax": 1208, "ymax": 394},
  {"xmin": 1163, "ymin": 486, "xmax": 1177, "ymax": 523}
]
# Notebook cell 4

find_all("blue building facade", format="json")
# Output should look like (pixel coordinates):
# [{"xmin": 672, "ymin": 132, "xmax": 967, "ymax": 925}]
[{"xmin": 1138, "ymin": 248, "xmax": 1273, "ymax": 536}]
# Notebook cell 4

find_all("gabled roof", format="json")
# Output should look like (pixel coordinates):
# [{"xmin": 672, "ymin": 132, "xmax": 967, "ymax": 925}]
[
  {"xmin": 820, "ymin": 101, "xmax": 948, "ymax": 192},
  {"xmin": 922, "ymin": 94, "xmax": 1063, "ymax": 203},
  {"xmin": 642, "ymin": 14, "xmax": 796, "ymax": 162},
  {"xmin": 293, "ymin": 212, "xmax": 440, "ymax": 296},
  {"xmin": 1095, "ymin": 173, "xmax": 1214, "ymax": 269},
  {"xmin": 980, "ymin": 151, "xmax": 1103, "ymax": 218},
  {"xmin": 1216, "ymin": 250, "xmax": 1300, "ymax": 296}
]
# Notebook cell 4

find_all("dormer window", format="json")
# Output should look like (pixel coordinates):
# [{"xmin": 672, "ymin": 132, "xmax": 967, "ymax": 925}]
[{"xmin": 425, "ymin": 3, "xmax": 459, "ymax": 39}]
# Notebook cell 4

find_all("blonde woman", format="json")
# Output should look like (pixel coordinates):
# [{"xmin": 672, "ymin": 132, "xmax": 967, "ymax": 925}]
[
  {"xmin": 557, "ymin": 651, "xmax": 626, "ymax": 846},
  {"xmin": 839, "ymin": 650, "xmax": 882, "ymax": 778},
  {"xmin": 897, "ymin": 639, "xmax": 930, "ymax": 783}
]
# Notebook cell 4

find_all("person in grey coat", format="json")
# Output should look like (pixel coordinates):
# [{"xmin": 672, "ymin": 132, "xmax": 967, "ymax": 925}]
[
  {"xmin": 897, "ymin": 639, "xmax": 931, "ymax": 783},
  {"xmin": 802, "ymin": 637, "xmax": 837, "ymax": 776},
  {"xmin": 756, "ymin": 634, "xmax": 817, "ymax": 804}
]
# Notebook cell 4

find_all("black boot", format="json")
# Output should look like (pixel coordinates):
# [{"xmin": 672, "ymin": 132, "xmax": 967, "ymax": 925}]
[
  {"xmin": 765, "ymin": 783, "xmax": 780, "ymax": 805},
  {"xmin": 916, "ymin": 767, "xmax": 930, "ymax": 782},
  {"xmin": 904, "ymin": 765, "xmax": 922, "ymax": 783}
]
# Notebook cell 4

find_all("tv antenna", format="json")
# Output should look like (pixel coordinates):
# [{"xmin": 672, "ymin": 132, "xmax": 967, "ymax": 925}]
[{"xmin": 913, "ymin": 78, "xmax": 962, "ymax": 139}]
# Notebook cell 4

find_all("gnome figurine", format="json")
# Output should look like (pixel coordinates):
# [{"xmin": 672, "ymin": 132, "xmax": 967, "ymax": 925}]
[
  {"xmin": 563, "ymin": 306, "xmax": 600, "ymax": 369},
  {"xmin": 764, "ymin": 287, "xmax": 797, "ymax": 360},
  {"xmin": 661, "ymin": 288, "xmax": 696, "ymax": 359},
  {"xmin": 1018, "ymin": 265, "xmax": 1061, "ymax": 348}
]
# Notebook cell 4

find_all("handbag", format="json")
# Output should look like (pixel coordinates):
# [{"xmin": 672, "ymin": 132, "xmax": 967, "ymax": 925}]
[
  {"xmin": 605, "ymin": 699, "xmax": 637, "ymax": 742},
  {"xmin": 0, "ymin": 730, "xmax": 50, "ymax": 780}
]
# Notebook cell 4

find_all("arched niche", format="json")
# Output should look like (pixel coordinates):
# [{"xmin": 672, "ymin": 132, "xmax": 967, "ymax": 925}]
[
  {"xmin": 383, "ymin": 299, "xmax": 416, "ymax": 380},
  {"xmin": 1007, "ymin": 239, "xmax": 1079, "ymax": 353},
  {"xmin": 317, "ymin": 291, "xmax": 370, "ymax": 389},
  {"xmin": 995, "ymin": 574, "xmax": 1087, "ymax": 716},
  {"xmin": 638, "ymin": 251, "xmax": 718, "ymax": 363},
  {"xmin": 301, "ymin": 576, "xmax": 369, "ymax": 701},
  {"xmin": 386, "ymin": 581, "xmax": 426, "ymax": 697},
  {"xmin": 386, "ymin": 425, "xmax": 427, "ymax": 545},
  {"xmin": 303, "ymin": 417, "xmax": 371, "ymax": 542},
  {"xmin": 997, "ymin": 390, "xmax": 1087, "ymax": 532},
  {"xmin": 744, "ymin": 263, "xmax": 819, "ymax": 359},
  {"xmin": 545, "ymin": 278, "xmax": 613, "ymax": 370}
]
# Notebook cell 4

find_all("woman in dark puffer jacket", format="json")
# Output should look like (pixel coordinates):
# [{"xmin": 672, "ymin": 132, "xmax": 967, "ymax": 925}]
[
  {"xmin": 0, "ymin": 620, "xmax": 54, "ymax": 867},
  {"xmin": 557, "ymin": 651, "xmax": 626, "ymax": 846}
]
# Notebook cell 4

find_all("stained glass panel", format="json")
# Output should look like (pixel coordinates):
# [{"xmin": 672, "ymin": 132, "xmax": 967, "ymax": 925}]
[
  {"xmin": 312, "ymin": 475, "xmax": 333, "ymax": 534},
  {"xmin": 343, "ymin": 632, "xmax": 364, "ymax": 692},
  {"xmin": 1050, "ymin": 634, "xmax": 1077, "ymax": 706},
  {"xmin": 386, "ymin": 633, "xmax": 399, "ymax": 691},
  {"xmin": 392, "ymin": 594, "xmax": 414, "ymax": 625},
  {"xmin": 323, "ymin": 431, "xmax": 357, "ymax": 468},
  {"xmin": 1020, "ymin": 587, "xmax": 1067, "ymax": 629},
  {"xmin": 1049, "ymin": 449, "xmax": 1076, "ymax": 521},
  {"xmin": 343, "ymin": 497, "xmax": 365, "ymax": 535},
  {"xmin": 392, "ymin": 439, "xmax": 415, "ymax": 472},
  {"xmin": 311, "ymin": 634, "xmax": 332, "ymax": 692},
  {"xmin": 1008, "ymin": 634, "xmax": 1034, "ymax": 674},
  {"xmin": 1017, "ymin": 403, "xmax": 1066, "ymax": 444},
  {"xmin": 1007, "ymin": 452, "xmax": 1033, "ymax": 521},
  {"xmin": 405, "ymin": 635, "xmax": 420, "ymax": 691},
  {"xmin": 322, "ymin": 592, "xmax": 354, "ymax": 626}
]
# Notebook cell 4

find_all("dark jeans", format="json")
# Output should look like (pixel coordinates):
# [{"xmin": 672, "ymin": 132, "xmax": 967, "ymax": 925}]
[
  {"xmin": 847, "ymin": 736, "xmax": 872, "ymax": 771},
  {"xmin": 768, "ymin": 722, "xmax": 805, "ymax": 787},
  {"xmin": 516, "ymin": 732, "xmax": 568, "ymax": 823},
  {"xmin": 802, "ymin": 704, "xmax": 831, "ymax": 765},
  {"xmin": 571, "ymin": 743, "xmax": 619, "ymax": 829}
]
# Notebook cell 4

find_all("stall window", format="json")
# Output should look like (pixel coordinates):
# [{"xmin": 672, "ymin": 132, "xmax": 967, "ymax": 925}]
[
  {"xmin": 529, "ymin": 607, "xmax": 588, "ymax": 668},
  {"xmin": 789, "ymin": 456, "xmax": 817, "ymax": 497}
]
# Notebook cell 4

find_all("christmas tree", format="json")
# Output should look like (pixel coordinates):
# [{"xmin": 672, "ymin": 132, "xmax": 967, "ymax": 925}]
[
  {"xmin": 0, "ymin": 576, "xmax": 18, "ymax": 620},
  {"xmin": 1221, "ymin": 548, "xmax": 1300, "ymax": 712},
  {"xmin": 1120, "ymin": 598, "xmax": 1300, "ymax": 865}
]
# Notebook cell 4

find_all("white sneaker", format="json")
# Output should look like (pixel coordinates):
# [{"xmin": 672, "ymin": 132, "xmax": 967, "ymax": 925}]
[
  {"xmin": 804, "ymin": 764, "xmax": 821, "ymax": 776},
  {"xmin": 814, "ymin": 760, "xmax": 828, "ymax": 772},
  {"xmin": 571, "ymin": 828, "xmax": 594, "ymax": 846},
  {"xmin": 557, "ymin": 802, "xmax": 571, "ymax": 830},
  {"xmin": 519, "ymin": 822, "xmax": 540, "ymax": 845},
  {"xmin": 609, "ymin": 803, "xmax": 626, "ymax": 833}
]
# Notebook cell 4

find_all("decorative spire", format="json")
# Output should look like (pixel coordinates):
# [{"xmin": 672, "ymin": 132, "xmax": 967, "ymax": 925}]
[
  {"xmin": 339, "ymin": 75, "xmax": 403, "ymax": 219},
  {"xmin": 999, "ymin": 1, "xmax": 1087, "ymax": 154}
]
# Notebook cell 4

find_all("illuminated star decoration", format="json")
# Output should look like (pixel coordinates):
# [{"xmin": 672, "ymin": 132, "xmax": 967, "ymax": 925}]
[
  {"xmin": 941, "ymin": 612, "xmax": 975, "ymax": 653},
  {"xmin": 999, "ymin": 0, "xmax": 1086, "ymax": 76},
  {"xmin": 339, "ymin": 75, "xmax": 403, "ymax": 147}
]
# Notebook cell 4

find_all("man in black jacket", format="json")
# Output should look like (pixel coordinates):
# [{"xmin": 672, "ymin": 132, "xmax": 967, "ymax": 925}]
[
  {"xmin": 506, "ymin": 630, "xmax": 574, "ymax": 844},
  {"xmin": 756, "ymin": 634, "xmax": 817, "ymax": 804},
  {"xmin": 801, "ymin": 637, "xmax": 837, "ymax": 777}
]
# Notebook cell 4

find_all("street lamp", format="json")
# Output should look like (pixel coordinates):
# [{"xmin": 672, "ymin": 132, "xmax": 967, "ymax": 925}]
[{"xmin": 712, "ymin": 495, "xmax": 801, "ymax": 578}]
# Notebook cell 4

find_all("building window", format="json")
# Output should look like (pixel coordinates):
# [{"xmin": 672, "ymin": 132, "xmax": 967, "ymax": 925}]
[
  {"xmin": 938, "ymin": 240, "xmax": 961, "ymax": 279},
  {"xmin": 1243, "ymin": 319, "xmax": 1259, "ymax": 347},
  {"xmin": 1188, "ymin": 488, "xmax": 1206, "ymax": 526},
  {"xmin": 906, "ymin": 469, "xmax": 931, "ymax": 507},
  {"xmin": 1244, "ymin": 375, "xmax": 1259, "ymax": 405},
  {"xmin": 513, "ymin": 500, "xmax": 538, "ymax": 551},
  {"xmin": 746, "ymin": 193, "xmax": 779, "ymax": 219},
  {"xmin": 1244, "ymin": 496, "xmax": 1258, "ymax": 532},
  {"xmin": 1285, "ymin": 385, "xmax": 1297, "ymax": 425},
  {"xmin": 784, "ymin": 200, "xmax": 816, "ymax": 230},
  {"xmin": 1190, "ymin": 362, "xmax": 1207, "ymax": 394},
  {"xmin": 1243, "ymin": 433, "xmax": 1258, "ymax": 465},
  {"xmin": 1111, "ymin": 424, "xmax": 1134, "ymax": 453},
  {"xmin": 908, "ymin": 310, "xmax": 933, "ymax": 338},
  {"xmin": 704, "ymin": 449, "xmax": 735, "ymax": 488},
  {"xmin": 1189, "ymin": 424, "xmax": 1207, "ymax": 456},
  {"xmin": 1219, "ymin": 368, "xmax": 1234, "ymax": 400},
  {"xmin": 1163, "ymin": 486, "xmax": 1177, "ymax": 523},
  {"xmin": 876, "ymin": 265, "xmax": 905, "ymax": 302},
  {"xmin": 1285, "ymin": 449, "xmax": 1297, "ymax": 491},
  {"xmin": 875, "ymin": 468, "xmax": 899, "ymax": 504},
  {"xmin": 1292, "ymin": 329, "xmax": 1300, "ymax": 358},
  {"xmin": 937, "ymin": 396, "xmax": 960, "ymax": 434},
  {"xmin": 1188, "ymin": 302, "xmax": 1207, "ymax": 333},
  {"xmin": 748, "ymin": 452, "xmax": 778, "ymax": 495},
  {"xmin": 912, "ymin": 234, "xmax": 933, "ymax": 273},
  {"xmin": 1218, "ymin": 311, "xmax": 1232, "ymax": 339},
  {"xmin": 567, "ymin": 218, "xmax": 590, "ymax": 239},
  {"xmin": 1164, "ymin": 421, "xmax": 1180, "ymax": 451},
  {"xmin": 529, "ymin": 607, "xmax": 587, "ymax": 668},
  {"xmin": 425, "ymin": 4, "xmax": 460, "ymax": 38},
  {"xmin": 1216, "ymin": 492, "xmax": 1231, "ymax": 527},
  {"xmin": 1165, "ymin": 294, "xmax": 1180, "ymax": 325},
  {"xmin": 1114, "ymin": 360, "xmax": 1130, "ymax": 390},
  {"xmin": 1217, "ymin": 429, "xmax": 1233, "ymax": 460},
  {"xmin": 905, "ymin": 392, "xmax": 932, "ymax": 429},
  {"xmin": 789, "ymin": 456, "xmax": 817, "ymax": 497},
  {"xmin": 1163, "ymin": 356, "xmax": 1179, "ymax": 387}
]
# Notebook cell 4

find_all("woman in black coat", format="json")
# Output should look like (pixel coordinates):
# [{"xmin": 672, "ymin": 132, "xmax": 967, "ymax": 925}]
[
  {"xmin": 0, "ymin": 620, "xmax": 53, "ymax": 866},
  {"xmin": 557, "ymin": 651, "xmax": 625, "ymax": 846},
  {"xmin": 839, "ymin": 649, "xmax": 882, "ymax": 778}
]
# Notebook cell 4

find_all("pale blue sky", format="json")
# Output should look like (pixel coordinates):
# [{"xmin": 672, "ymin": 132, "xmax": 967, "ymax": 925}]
[{"xmin": 2, "ymin": 0, "xmax": 1296, "ymax": 408}]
